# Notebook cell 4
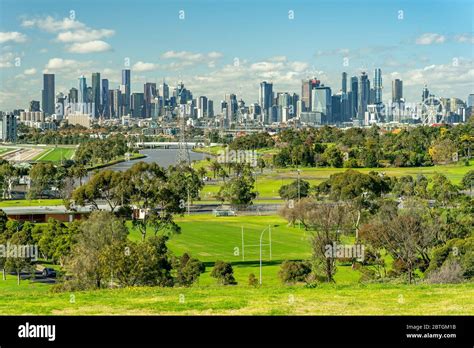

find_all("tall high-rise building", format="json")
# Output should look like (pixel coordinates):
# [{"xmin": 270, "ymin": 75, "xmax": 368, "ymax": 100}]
[
  {"xmin": 112, "ymin": 89, "xmax": 122, "ymax": 118},
  {"xmin": 42, "ymin": 74, "xmax": 55, "ymax": 116},
  {"xmin": 161, "ymin": 80, "xmax": 169, "ymax": 101},
  {"xmin": 358, "ymin": 72, "xmax": 369, "ymax": 119},
  {"xmin": 131, "ymin": 92, "xmax": 144, "ymax": 118},
  {"xmin": 101, "ymin": 79, "xmax": 109, "ymax": 118},
  {"xmin": 468, "ymin": 94, "xmax": 474, "ymax": 108},
  {"xmin": 144, "ymin": 83, "xmax": 157, "ymax": 117},
  {"xmin": 422, "ymin": 85, "xmax": 429, "ymax": 102},
  {"xmin": 342, "ymin": 72, "xmax": 348, "ymax": 94},
  {"xmin": 350, "ymin": 76, "xmax": 358, "ymax": 118},
  {"xmin": 78, "ymin": 75, "xmax": 87, "ymax": 104},
  {"xmin": 311, "ymin": 86, "xmax": 332, "ymax": 122},
  {"xmin": 122, "ymin": 69, "xmax": 131, "ymax": 114},
  {"xmin": 68, "ymin": 88, "xmax": 78, "ymax": 104},
  {"xmin": 91, "ymin": 72, "xmax": 101, "ymax": 117},
  {"xmin": 374, "ymin": 68, "xmax": 382, "ymax": 104},
  {"xmin": 301, "ymin": 78, "xmax": 320, "ymax": 112},
  {"xmin": 259, "ymin": 81, "xmax": 273, "ymax": 121},
  {"xmin": 225, "ymin": 93, "xmax": 237, "ymax": 124},
  {"xmin": 29, "ymin": 100, "xmax": 40, "ymax": 112},
  {"xmin": 392, "ymin": 79, "xmax": 403, "ymax": 102}
]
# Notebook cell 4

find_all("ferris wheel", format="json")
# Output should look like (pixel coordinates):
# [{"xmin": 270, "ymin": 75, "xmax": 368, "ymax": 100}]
[{"xmin": 420, "ymin": 96, "xmax": 446, "ymax": 125}]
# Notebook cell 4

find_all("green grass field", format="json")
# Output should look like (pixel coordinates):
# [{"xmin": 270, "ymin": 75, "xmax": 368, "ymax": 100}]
[
  {"xmin": 1, "ymin": 214, "xmax": 472, "ymax": 315},
  {"xmin": 0, "ymin": 199, "xmax": 64, "ymax": 207},
  {"xmin": 35, "ymin": 147, "xmax": 76, "ymax": 162},
  {"xmin": 199, "ymin": 160, "xmax": 474, "ymax": 200}
]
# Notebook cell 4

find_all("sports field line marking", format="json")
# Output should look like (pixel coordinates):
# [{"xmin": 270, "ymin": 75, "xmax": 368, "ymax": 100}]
[{"xmin": 34, "ymin": 148, "xmax": 54, "ymax": 161}]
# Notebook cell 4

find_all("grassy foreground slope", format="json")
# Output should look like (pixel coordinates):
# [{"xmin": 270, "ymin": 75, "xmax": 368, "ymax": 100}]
[
  {"xmin": 0, "ymin": 275, "xmax": 472, "ymax": 315},
  {"xmin": 0, "ymin": 214, "xmax": 473, "ymax": 315}
]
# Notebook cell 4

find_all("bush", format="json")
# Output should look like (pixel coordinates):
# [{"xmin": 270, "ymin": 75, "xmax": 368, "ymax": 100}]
[
  {"xmin": 210, "ymin": 260, "xmax": 237, "ymax": 285},
  {"xmin": 173, "ymin": 253, "xmax": 205, "ymax": 287},
  {"xmin": 278, "ymin": 260, "xmax": 311, "ymax": 284},
  {"xmin": 426, "ymin": 260, "xmax": 464, "ymax": 284},
  {"xmin": 426, "ymin": 238, "xmax": 474, "ymax": 279},
  {"xmin": 248, "ymin": 273, "xmax": 258, "ymax": 287}
]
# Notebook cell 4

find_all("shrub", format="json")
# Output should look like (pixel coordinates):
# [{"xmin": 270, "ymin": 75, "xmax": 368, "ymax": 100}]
[
  {"xmin": 210, "ymin": 260, "xmax": 237, "ymax": 285},
  {"xmin": 278, "ymin": 260, "xmax": 311, "ymax": 284},
  {"xmin": 173, "ymin": 253, "xmax": 205, "ymax": 287},
  {"xmin": 248, "ymin": 273, "xmax": 258, "ymax": 287},
  {"xmin": 426, "ymin": 260, "xmax": 464, "ymax": 284}
]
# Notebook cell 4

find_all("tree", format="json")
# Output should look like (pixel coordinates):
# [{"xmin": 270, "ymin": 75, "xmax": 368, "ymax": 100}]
[
  {"xmin": 217, "ymin": 172, "xmax": 256, "ymax": 209},
  {"xmin": 278, "ymin": 179, "xmax": 310, "ymax": 200},
  {"xmin": 5, "ymin": 229, "xmax": 35, "ymax": 285},
  {"xmin": 71, "ymin": 170, "xmax": 125, "ymax": 212},
  {"xmin": 428, "ymin": 173, "xmax": 459, "ymax": 206},
  {"xmin": 211, "ymin": 260, "xmax": 237, "ymax": 285},
  {"xmin": 28, "ymin": 163, "xmax": 65, "ymax": 199},
  {"xmin": 429, "ymin": 138, "xmax": 457, "ymax": 164},
  {"xmin": 257, "ymin": 158, "xmax": 266, "ymax": 173},
  {"xmin": 209, "ymin": 160, "xmax": 221, "ymax": 179},
  {"xmin": 359, "ymin": 205, "xmax": 438, "ymax": 283},
  {"xmin": 172, "ymin": 252, "xmax": 205, "ymax": 287},
  {"xmin": 322, "ymin": 146, "xmax": 344, "ymax": 168},
  {"xmin": 0, "ymin": 162, "xmax": 18, "ymax": 199},
  {"xmin": 63, "ymin": 211, "xmax": 128, "ymax": 289},
  {"xmin": 461, "ymin": 170, "xmax": 474, "ymax": 191}
]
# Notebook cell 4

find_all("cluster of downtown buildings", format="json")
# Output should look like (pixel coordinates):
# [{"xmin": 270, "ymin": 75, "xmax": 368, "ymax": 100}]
[{"xmin": 1, "ymin": 68, "xmax": 473, "ymax": 141}]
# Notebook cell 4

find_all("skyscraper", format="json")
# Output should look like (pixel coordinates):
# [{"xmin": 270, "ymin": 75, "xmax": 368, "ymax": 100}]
[
  {"xmin": 161, "ymin": 80, "xmax": 169, "ymax": 101},
  {"xmin": 350, "ymin": 76, "xmax": 358, "ymax": 118},
  {"xmin": 92, "ymin": 72, "xmax": 101, "ymax": 117},
  {"xmin": 69, "ymin": 88, "xmax": 78, "ymax": 104},
  {"xmin": 144, "ymin": 83, "xmax": 157, "ymax": 117},
  {"xmin": 358, "ymin": 72, "xmax": 369, "ymax": 119},
  {"xmin": 301, "ymin": 78, "xmax": 320, "ymax": 112},
  {"xmin": 342, "ymin": 72, "xmax": 347, "ymax": 94},
  {"xmin": 259, "ymin": 82, "xmax": 273, "ymax": 109},
  {"xmin": 42, "ymin": 74, "xmax": 55, "ymax": 116},
  {"xmin": 101, "ymin": 79, "xmax": 109, "ymax": 118},
  {"xmin": 311, "ymin": 86, "xmax": 332, "ymax": 122},
  {"xmin": 122, "ymin": 69, "xmax": 131, "ymax": 114},
  {"xmin": 131, "ymin": 92, "xmax": 144, "ymax": 118},
  {"xmin": 374, "ymin": 68, "xmax": 382, "ymax": 104},
  {"xmin": 422, "ymin": 85, "xmax": 429, "ymax": 102},
  {"xmin": 392, "ymin": 79, "xmax": 403, "ymax": 102},
  {"xmin": 78, "ymin": 75, "xmax": 87, "ymax": 104}
]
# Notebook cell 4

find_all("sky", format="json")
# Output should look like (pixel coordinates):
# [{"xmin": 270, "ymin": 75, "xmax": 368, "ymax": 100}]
[{"xmin": 0, "ymin": 0, "xmax": 473, "ymax": 110}]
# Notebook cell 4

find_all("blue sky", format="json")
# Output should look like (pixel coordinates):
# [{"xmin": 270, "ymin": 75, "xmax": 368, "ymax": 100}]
[{"xmin": 0, "ymin": 0, "xmax": 473, "ymax": 110}]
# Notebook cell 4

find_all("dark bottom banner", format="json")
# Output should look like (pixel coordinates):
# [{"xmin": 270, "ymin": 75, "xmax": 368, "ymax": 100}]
[{"xmin": 0, "ymin": 316, "xmax": 472, "ymax": 347}]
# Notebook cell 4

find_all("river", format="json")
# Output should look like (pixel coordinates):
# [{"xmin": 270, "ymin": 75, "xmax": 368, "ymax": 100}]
[{"xmin": 108, "ymin": 148, "xmax": 212, "ymax": 171}]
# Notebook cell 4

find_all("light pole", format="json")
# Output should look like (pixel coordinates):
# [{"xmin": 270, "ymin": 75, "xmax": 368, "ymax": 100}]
[{"xmin": 259, "ymin": 225, "xmax": 272, "ymax": 285}]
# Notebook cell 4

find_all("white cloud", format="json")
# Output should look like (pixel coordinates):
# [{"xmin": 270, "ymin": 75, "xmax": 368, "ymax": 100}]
[
  {"xmin": 44, "ymin": 58, "xmax": 83, "ymax": 71},
  {"xmin": 21, "ymin": 16, "xmax": 86, "ymax": 33},
  {"xmin": 162, "ymin": 50, "xmax": 223, "ymax": 63},
  {"xmin": 23, "ymin": 68, "xmax": 36, "ymax": 75},
  {"xmin": 67, "ymin": 40, "xmax": 112, "ymax": 54},
  {"xmin": 56, "ymin": 29, "xmax": 115, "ymax": 43},
  {"xmin": 132, "ymin": 61, "xmax": 158, "ymax": 72},
  {"xmin": 415, "ymin": 33, "xmax": 446, "ymax": 45},
  {"xmin": 0, "ymin": 32, "xmax": 27, "ymax": 44},
  {"xmin": 0, "ymin": 52, "xmax": 14, "ymax": 68},
  {"xmin": 454, "ymin": 33, "xmax": 474, "ymax": 44}
]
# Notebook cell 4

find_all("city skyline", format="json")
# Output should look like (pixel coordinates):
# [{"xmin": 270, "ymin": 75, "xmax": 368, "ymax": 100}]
[{"xmin": 1, "ymin": 0, "xmax": 473, "ymax": 110}]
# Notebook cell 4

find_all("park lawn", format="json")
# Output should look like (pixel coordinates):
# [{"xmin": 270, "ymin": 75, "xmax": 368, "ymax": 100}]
[
  {"xmin": 127, "ymin": 214, "xmax": 311, "ymax": 263},
  {"xmin": 1, "ymin": 214, "xmax": 472, "ymax": 315},
  {"xmin": 0, "ymin": 147, "xmax": 17, "ymax": 155},
  {"xmin": 0, "ymin": 273, "xmax": 472, "ymax": 315},
  {"xmin": 198, "ymin": 160, "xmax": 473, "ymax": 200},
  {"xmin": 35, "ymin": 147, "xmax": 76, "ymax": 162},
  {"xmin": 0, "ymin": 199, "xmax": 64, "ymax": 207}
]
